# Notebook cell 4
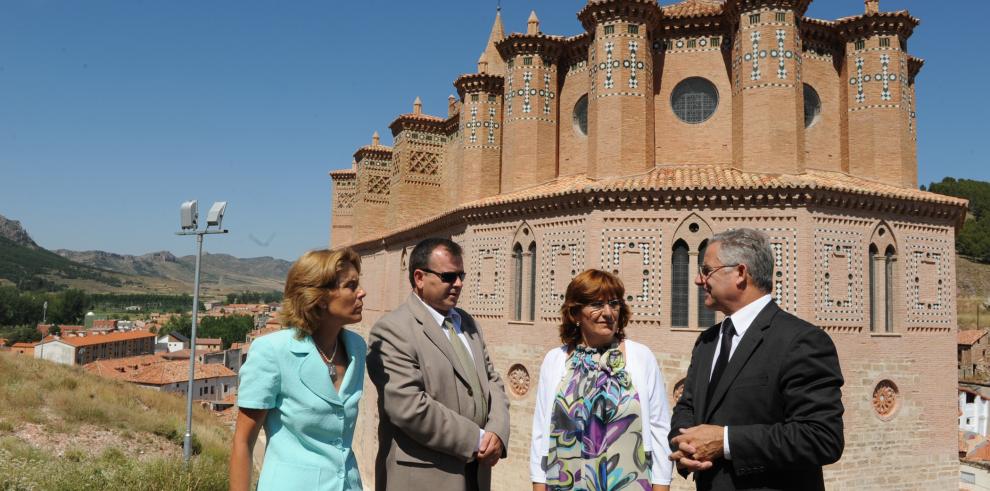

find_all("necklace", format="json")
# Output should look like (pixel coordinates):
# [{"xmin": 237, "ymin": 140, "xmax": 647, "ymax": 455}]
[{"xmin": 315, "ymin": 337, "xmax": 340, "ymax": 382}]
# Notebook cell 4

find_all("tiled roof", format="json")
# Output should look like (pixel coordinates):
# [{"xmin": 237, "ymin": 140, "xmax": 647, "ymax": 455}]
[
  {"xmin": 349, "ymin": 165, "xmax": 967, "ymax": 247},
  {"xmin": 128, "ymin": 360, "xmax": 236, "ymax": 386},
  {"xmin": 478, "ymin": 166, "xmax": 967, "ymax": 206},
  {"xmin": 197, "ymin": 338, "xmax": 222, "ymax": 345},
  {"xmin": 83, "ymin": 354, "xmax": 164, "ymax": 381},
  {"xmin": 161, "ymin": 349, "xmax": 192, "ymax": 360},
  {"xmin": 44, "ymin": 330, "xmax": 156, "ymax": 348},
  {"xmin": 662, "ymin": 0, "xmax": 723, "ymax": 18},
  {"xmin": 11, "ymin": 342, "xmax": 36, "ymax": 348},
  {"xmin": 968, "ymin": 441, "xmax": 990, "ymax": 462},
  {"xmin": 959, "ymin": 329, "xmax": 988, "ymax": 346}
]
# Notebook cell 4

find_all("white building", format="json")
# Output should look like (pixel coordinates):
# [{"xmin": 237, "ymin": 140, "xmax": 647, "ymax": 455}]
[{"xmin": 961, "ymin": 385, "xmax": 990, "ymax": 436}]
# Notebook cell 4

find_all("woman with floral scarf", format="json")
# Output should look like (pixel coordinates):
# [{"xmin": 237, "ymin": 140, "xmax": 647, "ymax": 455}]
[{"xmin": 530, "ymin": 269, "xmax": 673, "ymax": 491}]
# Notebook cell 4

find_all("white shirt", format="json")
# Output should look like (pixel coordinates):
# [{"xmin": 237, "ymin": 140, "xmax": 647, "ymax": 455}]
[
  {"xmin": 414, "ymin": 294, "xmax": 484, "ymax": 451},
  {"xmin": 529, "ymin": 340, "xmax": 674, "ymax": 485},
  {"xmin": 711, "ymin": 294, "xmax": 773, "ymax": 459},
  {"xmin": 414, "ymin": 294, "xmax": 475, "ymax": 362}
]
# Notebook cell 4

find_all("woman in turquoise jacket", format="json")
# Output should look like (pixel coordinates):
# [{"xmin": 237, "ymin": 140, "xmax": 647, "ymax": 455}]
[{"xmin": 230, "ymin": 248, "xmax": 367, "ymax": 490}]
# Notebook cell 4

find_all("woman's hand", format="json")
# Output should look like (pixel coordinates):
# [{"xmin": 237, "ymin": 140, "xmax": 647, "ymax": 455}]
[
  {"xmin": 532, "ymin": 483, "xmax": 548, "ymax": 491},
  {"xmin": 229, "ymin": 408, "xmax": 267, "ymax": 491},
  {"xmin": 652, "ymin": 485, "xmax": 670, "ymax": 491}
]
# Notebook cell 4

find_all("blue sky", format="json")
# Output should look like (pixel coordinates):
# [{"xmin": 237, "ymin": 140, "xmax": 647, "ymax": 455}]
[{"xmin": 1, "ymin": 1, "xmax": 986, "ymax": 261}]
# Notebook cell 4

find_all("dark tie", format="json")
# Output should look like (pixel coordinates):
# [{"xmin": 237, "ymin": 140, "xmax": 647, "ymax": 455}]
[{"xmin": 707, "ymin": 318, "xmax": 736, "ymax": 403}]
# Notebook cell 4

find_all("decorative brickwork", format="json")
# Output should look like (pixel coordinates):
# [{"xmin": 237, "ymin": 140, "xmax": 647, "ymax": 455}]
[{"xmin": 329, "ymin": 3, "xmax": 965, "ymax": 490}]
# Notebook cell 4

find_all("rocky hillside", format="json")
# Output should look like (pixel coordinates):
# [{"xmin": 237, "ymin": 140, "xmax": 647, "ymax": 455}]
[
  {"xmin": 55, "ymin": 249, "xmax": 290, "ymax": 293},
  {"xmin": 0, "ymin": 215, "xmax": 39, "ymax": 249}
]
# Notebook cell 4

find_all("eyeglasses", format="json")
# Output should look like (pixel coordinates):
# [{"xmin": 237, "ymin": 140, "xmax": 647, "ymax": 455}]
[
  {"xmin": 585, "ymin": 299, "xmax": 624, "ymax": 313},
  {"xmin": 419, "ymin": 268, "xmax": 467, "ymax": 284},
  {"xmin": 697, "ymin": 263, "xmax": 738, "ymax": 279}
]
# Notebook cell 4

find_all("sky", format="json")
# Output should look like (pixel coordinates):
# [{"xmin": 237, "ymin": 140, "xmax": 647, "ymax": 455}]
[{"xmin": 1, "ymin": 0, "xmax": 987, "ymax": 261}]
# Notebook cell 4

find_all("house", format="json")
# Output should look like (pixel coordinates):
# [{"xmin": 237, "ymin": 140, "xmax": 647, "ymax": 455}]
[
  {"xmin": 195, "ymin": 338, "xmax": 222, "ymax": 352},
  {"xmin": 962, "ymin": 384, "xmax": 990, "ymax": 436},
  {"xmin": 202, "ymin": 346, "xmax": 244, "ymax": 373},
  {"xmin": 155, "ymin": 331, "xmax": 189, "ymax": 353},
  {"xmin": 36, "ymin": 324, "xmax": 85, "ymax": 337},
  {"xmin": 34, "ymin": 331, "xmax": 156, "ymax": 366},
  {"xmin": 961, "ymin": 329, "xmax": 990, "ymax": 381},
  {"xmin": 128, "ymin": 360, "xmax": 237, "ymax": 401},
  {"xmin": 91, "ymin": 319, "xmax": 118, "ymax": 332},
  {"xmin": 11, "ymin": 342, "xmax": 36, "ymax": 356}
]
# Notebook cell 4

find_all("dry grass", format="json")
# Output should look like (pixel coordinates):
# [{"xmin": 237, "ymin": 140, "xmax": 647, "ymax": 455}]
[
  {"xmin": 0, "ymin": 352, "xmax": 231, "ymax": 490},
  {"xmin": 957, "ymin": 256, "xmax": 990, "ymax": 329}
]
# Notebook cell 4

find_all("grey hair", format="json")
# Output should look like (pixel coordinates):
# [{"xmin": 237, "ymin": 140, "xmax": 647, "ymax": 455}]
[{"xmin": 710, "ymin": 228, "xmax": 774, "ymax": 293}]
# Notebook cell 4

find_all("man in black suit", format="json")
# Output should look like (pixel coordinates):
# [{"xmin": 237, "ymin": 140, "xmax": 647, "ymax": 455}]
[{"xmin": 669, "ymin": 228, "xmax": 844, "ymax": 490}]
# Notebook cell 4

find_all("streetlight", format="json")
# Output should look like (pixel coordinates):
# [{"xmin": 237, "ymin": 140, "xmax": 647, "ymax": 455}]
[{"xmin": 176, "ymin": 200, "xmax": 228, "ymax": 464}]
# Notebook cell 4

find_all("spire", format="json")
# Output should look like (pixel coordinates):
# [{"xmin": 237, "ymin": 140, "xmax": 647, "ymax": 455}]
[
  {"xmin": 480, "ymin": 8, "xmax": 506, "ymax": 77},
  {"xmin": 865, "ymin": 0, "xmax": 880, "ymax": 14},
  {"xmin": 527, "ymin": 10, "xmax": 540, "ymax": 35},
  {"xmin": 413, "ymin": 97, "xmax": 422, "ymax": 114},
  {"xmin": 372, "ymin": 131, "xmax": 380, "ymax": 146},
  {"xmin": 448, "ymin": 94, "xmax": 457, "ymax": 117}
]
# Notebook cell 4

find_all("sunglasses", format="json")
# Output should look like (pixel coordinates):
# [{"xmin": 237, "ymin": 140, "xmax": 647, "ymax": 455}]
[{"xmin": 419, "ymin": 268, "xmax": 467, "ymax": 284}]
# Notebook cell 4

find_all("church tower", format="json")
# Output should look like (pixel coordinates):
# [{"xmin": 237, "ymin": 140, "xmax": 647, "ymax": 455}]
[
  {"xmin": 728, "ymin": 0, "xmax": 807, "ymax": 175},
  {"xmin": 577, "ymin": 0, "xmax": 661, "ymax": 179},
  {"xmin": 351, "ymin": 132, "xmax": 392, "ymax": 241},
  {"xmin": 496, "ymin": 11, "xmax": 563, "ymax": 193},
  {"xmin": 452, "ymin": 11, "xmax": 506, "ymax": 203},
  {"xmin": 386, "ymin": 98, "xmax": 447, "ymax": 230},
  {"xmin": 838, "ymin": 0, "xmax": 920, "ymax": 188}
]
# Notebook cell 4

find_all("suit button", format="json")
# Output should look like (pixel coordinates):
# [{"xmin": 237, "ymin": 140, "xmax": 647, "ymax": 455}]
[
  {"xmin": 467, "ymin": 388, "xmax": 473, "ymax": 396},
  {"xmin": 333, "ymin": 438, "xmax": 343, "ymax": 447},
  {"xmin": 337, "ymin": 470, "xmax": 344, "ymax": 478}
]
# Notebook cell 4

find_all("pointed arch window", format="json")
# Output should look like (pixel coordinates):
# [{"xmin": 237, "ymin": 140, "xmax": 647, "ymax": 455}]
[
  {"xmin": 697, "ymin": 241, "xmax": 716, "ymax": 327},
  {"xmin": 513, "ymin": 244, "xmax": 523, "ymax": 321},
  {"xmin": 671, "ymin": 240, "xmax": 689, "ymax": 328},
  {"xmin": 885, "ymin": 245, "xmax": 896, "ymax": 332},
  {"xmin": 528, "ymin": 243, "xmax": 537, "ymax": 322},
  {"xmin": 869, "ymin": 244, "xmax": 878, "ymax": 332}
]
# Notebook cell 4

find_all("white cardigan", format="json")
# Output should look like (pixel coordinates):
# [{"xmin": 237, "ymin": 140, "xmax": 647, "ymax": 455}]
[{"xmin": 529, "ymin": 340, "xmax": 673, "ymax": 485}]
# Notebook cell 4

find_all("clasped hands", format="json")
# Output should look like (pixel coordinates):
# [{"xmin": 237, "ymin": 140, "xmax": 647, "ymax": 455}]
[
  {"xmin": 476, "ymin": 431, "xmax": 503, "ymax": 467},
  {"xmin": 669, "ymin": 424, "xmax": 724, "ymax": 472}
]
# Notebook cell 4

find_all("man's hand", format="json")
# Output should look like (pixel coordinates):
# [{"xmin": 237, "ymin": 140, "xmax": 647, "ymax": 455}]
[
  {"xmin": 477, "ymin": 431, "xmax": 503, "ymax": 466},
  {"xmin": 670, "ymin": 424, "xmax": 725, "ymax": 465}
]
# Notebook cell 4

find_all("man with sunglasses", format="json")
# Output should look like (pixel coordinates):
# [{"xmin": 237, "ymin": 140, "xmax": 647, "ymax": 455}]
[
  {"xmin": 668, "ymin": 228, "xmax": 844, "ymax": 491},
  {"xmin": 367, "ymin": 237, "xmax": 510, "ymax": 491}
]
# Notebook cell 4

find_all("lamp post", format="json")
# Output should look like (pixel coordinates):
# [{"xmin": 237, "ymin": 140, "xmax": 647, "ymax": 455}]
[{"xmin": 176, "ymin": 200, "xmax": 228, "ymax": 464}]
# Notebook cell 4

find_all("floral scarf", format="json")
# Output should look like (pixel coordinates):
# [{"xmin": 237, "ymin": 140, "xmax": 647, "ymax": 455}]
[{"xmin": 544, "ymin": 344, "xmax": 651, "ymax": 490}]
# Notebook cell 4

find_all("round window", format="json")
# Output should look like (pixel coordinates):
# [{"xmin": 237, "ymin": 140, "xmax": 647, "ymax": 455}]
[
  {"xmin": 804, "ymin": 84, "xmax": 822, "ymax": 128},
  {"xmin": 573, "ymin": 94, "xmax": 589, "ymax": 136},
  {"xmin": 671, "ymin": 77, "xmax": 719, "ymax": 124}
]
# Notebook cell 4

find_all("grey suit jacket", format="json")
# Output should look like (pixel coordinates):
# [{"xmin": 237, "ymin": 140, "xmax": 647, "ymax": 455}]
[{"xmin": 367, "ymin": 292, "xmax": 510, "ymax": 491}]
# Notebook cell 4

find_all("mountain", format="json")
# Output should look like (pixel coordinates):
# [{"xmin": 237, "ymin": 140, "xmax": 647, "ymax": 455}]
[
  {"xmin": 0, "ymin": 213, "xmax": 287, "ymax": 295},
  {"xmin": 55, "ymin": 249, "xmax": 290, "ymax": 293}
]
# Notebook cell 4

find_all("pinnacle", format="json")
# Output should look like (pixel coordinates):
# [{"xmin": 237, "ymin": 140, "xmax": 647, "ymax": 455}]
[{"xmin": 527, "ymin": 10, "xmax": 540, "ymax": 35}]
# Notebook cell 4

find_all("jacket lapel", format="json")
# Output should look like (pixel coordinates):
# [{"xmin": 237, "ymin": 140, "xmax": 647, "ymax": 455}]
[
  {"xmin": 460, "ymin": 311, "xmax": 490, "ymax": 397},
  {"xmin": 289, "ymin": 334, "xmax": 342, "ymax": 406},
  {"xmin": 406, "ymin": 293, "xmax": 469, "ymax": 385},
  {"xmin": 704, "ymin": 301, "xmax": 779, "ymax": 421},
  {"xmin": 694, "ymin": 328, "xmax": 718, "ymax": 421}
]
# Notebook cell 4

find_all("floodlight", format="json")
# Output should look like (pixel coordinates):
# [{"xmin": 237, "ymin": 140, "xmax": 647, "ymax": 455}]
[
  {"xmin": 180, "ymin": 201, "xmax": 198, "ymax": 230},
  {"xmin": 207, "ymin": 201, "xmax": 227, "ymax": 228}
]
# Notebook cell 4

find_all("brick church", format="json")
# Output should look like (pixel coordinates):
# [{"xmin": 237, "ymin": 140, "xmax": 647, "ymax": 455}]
[{"xmin": 329, "ymin": 0, "xmax": 968, "ymax": 488}]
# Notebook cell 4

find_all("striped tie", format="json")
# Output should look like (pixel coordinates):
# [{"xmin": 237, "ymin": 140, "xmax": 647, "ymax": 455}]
[{"xmin": 443, "ymin": 318, "xmax": 487, "ymax": 427}]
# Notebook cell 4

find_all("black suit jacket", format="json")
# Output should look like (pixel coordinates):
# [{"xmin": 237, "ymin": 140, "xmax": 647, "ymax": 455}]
[{"xmin": 669, "ymin": 301, "xmax": 844, "ymax": 491}]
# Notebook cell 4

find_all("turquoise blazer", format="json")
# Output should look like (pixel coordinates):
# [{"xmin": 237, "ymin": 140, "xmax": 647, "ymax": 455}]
[{"xmin": 237, "ymin": 328, "xmax": 366, "ymax": 491}]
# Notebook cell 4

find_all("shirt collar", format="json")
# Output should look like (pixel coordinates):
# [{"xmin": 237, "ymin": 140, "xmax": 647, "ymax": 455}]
[
  {"xmin": 725, "ymin": 294, "xmax": 773, "ymax": 338},
  {"xmin": 414, "ymin": 293, "xmax": 462, "ymax": 332}
]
